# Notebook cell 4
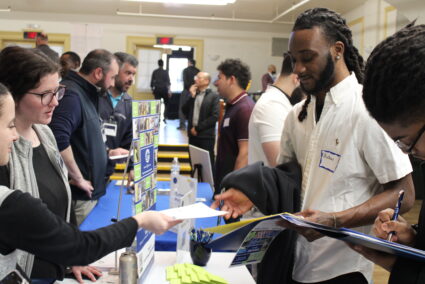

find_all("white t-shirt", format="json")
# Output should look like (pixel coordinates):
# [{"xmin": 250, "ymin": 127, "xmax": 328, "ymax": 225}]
[
  {"xmin": 277, "ymin": 73, "xmax": 412, "ymax": 282},
  {"xmin": 248, "ymin": 85, "xmax": 293, "ymax": 166}
]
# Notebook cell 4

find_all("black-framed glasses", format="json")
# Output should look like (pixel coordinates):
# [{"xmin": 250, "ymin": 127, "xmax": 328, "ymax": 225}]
[
  {"xmin": 395, "ymin": 123, "xmax": 425, "ymax": 154},
  {"xmin": 28, "ymin": 85, "xmax": 66, "ymax": 106}
]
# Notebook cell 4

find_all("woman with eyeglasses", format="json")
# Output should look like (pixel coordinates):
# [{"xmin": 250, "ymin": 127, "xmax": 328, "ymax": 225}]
[
  {"xmin": 0, "ymin": 46, "xmax": 96, "ymax": 284},
  {"xmin": 0, "ymin": 82, "xmax": 181, "ymax": 282}
]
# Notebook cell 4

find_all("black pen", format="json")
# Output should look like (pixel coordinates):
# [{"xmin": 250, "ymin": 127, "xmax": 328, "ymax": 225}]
[{"xmin": 387, "ymin": 190, "xmax": 405, "ymax": 241}]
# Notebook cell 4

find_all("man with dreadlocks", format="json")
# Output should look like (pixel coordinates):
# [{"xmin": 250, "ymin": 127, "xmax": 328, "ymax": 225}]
[
  {"xmin": 350, "ymin": 23, "xmax": 425, "ymax": 284},
  {"xmin": 212, "ymin": 8, "xmax": 414, "ymax": 283}
]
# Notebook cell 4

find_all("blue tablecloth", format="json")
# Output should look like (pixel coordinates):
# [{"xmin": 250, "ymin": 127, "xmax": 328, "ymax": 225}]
[{"xmin": 80, "ymin": 180, "xmax": 221, "ymax": 251}]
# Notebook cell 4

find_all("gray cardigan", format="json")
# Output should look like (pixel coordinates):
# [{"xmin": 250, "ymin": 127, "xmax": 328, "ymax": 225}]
[
  {"xmin": 0, "ymin": 186, "xmax": 16, "ymax": 279},
  {"xmin": 8, "ymin": 124, "xmax": 72, "ymax": 277}
]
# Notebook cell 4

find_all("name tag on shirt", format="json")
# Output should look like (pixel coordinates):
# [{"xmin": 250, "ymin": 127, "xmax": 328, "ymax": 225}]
[
  {"xmin": 319, "ymin": 150, "xmax": 341, "ymax": 173},
  {"xmin": 103, "ymin": 122, "xmax": 117, "ymax": 137},
  {"xmin": 223, "ymin": 118, "xmax": 230, "ymax": 128}
]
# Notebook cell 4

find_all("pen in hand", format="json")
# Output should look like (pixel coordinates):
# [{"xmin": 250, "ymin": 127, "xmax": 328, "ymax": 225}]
[
  {"xmin": 216, "ymin": 188, "xmax": 225, "ymax": 226},
  {"xmin": 387, "ymin": 190, "xmax": 405, "ymax": 241}
]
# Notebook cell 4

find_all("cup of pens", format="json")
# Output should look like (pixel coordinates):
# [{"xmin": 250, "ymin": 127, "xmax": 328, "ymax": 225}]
[{"xmin": 189, "ymin": 228, "xmax": 212, "ymax": 266}]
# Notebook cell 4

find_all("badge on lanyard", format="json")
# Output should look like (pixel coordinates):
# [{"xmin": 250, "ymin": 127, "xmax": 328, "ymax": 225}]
[
  {"xmin": 103, "ymin": 122, "xmax": 118, "ymax": 137},
  {"xmin": 223, "ymin": 117, "xmax": 230, "ymax": 128}
]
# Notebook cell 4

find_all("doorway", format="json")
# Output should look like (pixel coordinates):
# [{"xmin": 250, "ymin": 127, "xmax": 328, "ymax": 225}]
[{"xmin": 166, "ymin": 48, "xmax": 195, "ymax": 119}]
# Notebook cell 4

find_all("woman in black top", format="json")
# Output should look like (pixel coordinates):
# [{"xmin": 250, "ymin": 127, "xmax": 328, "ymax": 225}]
[{"xmin": 0, "ymin": 83, "xmax": 181, "ymax": 281}]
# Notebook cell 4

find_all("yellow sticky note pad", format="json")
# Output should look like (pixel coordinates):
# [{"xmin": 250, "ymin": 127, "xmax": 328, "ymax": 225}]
[{"xmin": 181, "ymin": 275, "xmax": 192, "ymax": 284}]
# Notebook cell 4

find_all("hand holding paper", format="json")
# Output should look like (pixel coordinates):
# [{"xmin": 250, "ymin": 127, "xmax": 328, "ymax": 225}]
[
  {"xmin": 211, "ymin": 188, "xmax": 254, "ymax": 219},
  {"xmin": 161, "ymin": 202, "xmax": 228, "ymax": 220}
]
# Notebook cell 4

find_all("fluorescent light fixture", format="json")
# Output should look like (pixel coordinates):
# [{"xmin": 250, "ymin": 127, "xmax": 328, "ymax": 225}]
[
  {"xmin": 0, "ymin": 6, "xmax": 11, "ymax": 12},
  {"xmin": 153, "ymin": 44, "xmax": 192, "ymax": 51},
  {"xmin": 125, "ymin": 0, "xmax": 235, "ymax": 5}
]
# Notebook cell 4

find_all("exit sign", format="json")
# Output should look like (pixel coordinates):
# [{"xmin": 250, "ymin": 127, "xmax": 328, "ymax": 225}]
[
  {"xmin": 23, "ymin": 31, "xmax": 39, "ymax": 39},
  {"xmin": 156, "ymin": 37, "xmax": 173, "ymax": 45}
]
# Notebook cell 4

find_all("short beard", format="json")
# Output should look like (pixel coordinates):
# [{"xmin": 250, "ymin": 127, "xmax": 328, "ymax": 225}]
[
  {"xmin": 115, "ymin": 80, "xmax": 125, "ymax": 93},
  {"xmin": 96, "ymin": 77, "xmax": 108, "ymax": 95},
  {"xmin": 301, "ymin": 53, "xmax": 335, "ymax": 95}
]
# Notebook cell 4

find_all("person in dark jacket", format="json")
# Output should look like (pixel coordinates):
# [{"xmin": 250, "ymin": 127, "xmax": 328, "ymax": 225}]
[
  {"xmin": 99, "ymin": 52, "xmax": 137, "ymax": 178},
  {"xmin": 182, "ymin": 71, "xmax": 219, "ymax": 168},
  {"xmin": 354, "ymin": 23, "xmax": 425, "ymax": 284},
  {"xmin": 150, "ymin": 59, "xmax": 170, "ymax": 120},
  {"xmin": 49, "ymin": 49, "xmax": 128, "ymax": 225},
  {"xmin": 0, "ymin": 82, "xmax": 181, "ymax": 281},
  {"xmin": 178, "ymin": 59, "xmax": 200, "ymax": 130},
  {"xmin": 35, "ymin": 32, "xmax": 59, "ymax": 63}
]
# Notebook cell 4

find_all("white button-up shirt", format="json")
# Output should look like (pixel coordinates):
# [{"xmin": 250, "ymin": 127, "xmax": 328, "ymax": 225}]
[{"xmin": 278, "ymin": 73, "xmax": 412, "ymax": 282}]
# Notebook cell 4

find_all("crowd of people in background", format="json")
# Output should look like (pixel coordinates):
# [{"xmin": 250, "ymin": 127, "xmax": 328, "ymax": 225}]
[{"xmin": 1, "ymin": 6, "xmax": 425, "ymax": 284}]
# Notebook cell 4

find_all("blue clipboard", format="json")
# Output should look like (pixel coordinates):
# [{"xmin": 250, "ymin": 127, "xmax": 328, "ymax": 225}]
[{"xmin": 281, "ymin": 214, "xmax": 425, "ymax": 262}]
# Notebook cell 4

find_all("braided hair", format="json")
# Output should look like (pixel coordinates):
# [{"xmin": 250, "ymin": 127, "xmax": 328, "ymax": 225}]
[
  {"xmin": 363, "ymin": 22, "xmax": 425, "ymax": 125},
  {"xmin": 294, "ymin": 8, "xmax": 365, "ymax": 121}
]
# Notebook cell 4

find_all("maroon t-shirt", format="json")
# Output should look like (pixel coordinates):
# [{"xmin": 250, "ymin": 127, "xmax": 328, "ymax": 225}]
[{"xmin": 215, "ymin": 93, "xmax": 254, "ymax": 193}]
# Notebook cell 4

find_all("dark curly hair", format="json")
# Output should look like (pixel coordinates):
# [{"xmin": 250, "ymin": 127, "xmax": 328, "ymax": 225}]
[
  {"xmin": 217, "ymin": 58, "xmax": 251, "ymax": 90},
  {"xmin": 363, "ymin": 22, "xmax": 425, "ymax": 125},
  {"xmin": 294, "ymin": 8, "xmax": 365, "ymax": 122}
]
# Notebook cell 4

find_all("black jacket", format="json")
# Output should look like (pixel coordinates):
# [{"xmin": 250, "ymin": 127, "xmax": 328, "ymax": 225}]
[
  {"xmin": 220, "ymin": 161, "xmax": 302, "ymax": 284},
  {"xmin": 0, "ymin": 190, "xmax": 137, "ymax": 279},
  {"xmin": 182, "ymin": 66, "xmax": 200, "ymax": 90},
  {"xmin": 389, "ymin": 198, "xmax": 425, "ymax": 284},
  {"xmin": 182, "ymin": 89, "xmax": 219, "ymax": 139}
]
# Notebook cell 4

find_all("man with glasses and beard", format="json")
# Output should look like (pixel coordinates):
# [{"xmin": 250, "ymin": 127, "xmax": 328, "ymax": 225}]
[
  {"xmin": 212, "ymin": 8, "xmax": 414, "ymax": 283},
  {"xmin": 99, "ymin": 52, "xmax": 137, "ymax": 180},
  {"xmin": 50, "ymin": 49, "xmax": 127, "ymax": 225}
]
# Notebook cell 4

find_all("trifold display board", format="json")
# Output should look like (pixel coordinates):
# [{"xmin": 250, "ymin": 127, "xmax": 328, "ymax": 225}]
[{"xmin": 131, "ymin": 100, "xmax": 161, "ymax": 279}]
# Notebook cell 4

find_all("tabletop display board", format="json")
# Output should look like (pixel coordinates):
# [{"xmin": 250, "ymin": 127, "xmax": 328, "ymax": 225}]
[{"xmin": 131, "ymin": 100, "xmax": 160, "ymax": 279}]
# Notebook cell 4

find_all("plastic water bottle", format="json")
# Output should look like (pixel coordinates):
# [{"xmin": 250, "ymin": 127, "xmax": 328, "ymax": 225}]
[{"xmin": 169, "ymin": 157, "xmax": 180, "ymax": 208}]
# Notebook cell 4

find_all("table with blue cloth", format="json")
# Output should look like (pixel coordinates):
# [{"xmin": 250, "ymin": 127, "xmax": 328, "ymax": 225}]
[{"xmin": 80, "ymin": 180, "xmax": 222, "ymax": 251}]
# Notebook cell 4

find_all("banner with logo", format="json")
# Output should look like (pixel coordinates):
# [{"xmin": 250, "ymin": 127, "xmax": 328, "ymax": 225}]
[{"xmin": 131, "ymin": 100, "xmax": 160, "ymax": 278}]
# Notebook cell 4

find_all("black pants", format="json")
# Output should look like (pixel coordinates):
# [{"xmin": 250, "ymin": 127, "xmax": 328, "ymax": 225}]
[
  {"xmin": 188, "ymin": 136, "xmax": 215, "ymax": 171},
  {"xmin": 153, "ymin": 87, "xmax": 169, "ymax": 118},
  {"xmin": 292, "ymin": 272, "xmax": 368, "ymax": 284},
  {"xmin": 178, "ymin": 90, "xmax": 190, "ymax": 128}
]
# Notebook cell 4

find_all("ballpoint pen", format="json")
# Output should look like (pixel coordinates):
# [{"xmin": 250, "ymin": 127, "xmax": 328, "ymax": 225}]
[
  {"xmin": 387, "ymin": 190, "xmax": 405, "ymax": 241},
  {"xmin": 216, "ymin": 187, "xmax": 225, "ymax": 227}
]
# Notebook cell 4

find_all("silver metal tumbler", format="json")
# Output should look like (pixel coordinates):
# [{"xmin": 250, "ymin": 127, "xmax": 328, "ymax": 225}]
[{"xmin": 119, "ymin": 251, "xmax": 138, "ymax": 284}]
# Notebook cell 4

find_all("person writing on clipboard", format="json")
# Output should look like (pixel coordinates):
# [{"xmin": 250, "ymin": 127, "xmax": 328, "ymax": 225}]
[
  {"xmin": 354, "ymin": 23, "xmax": 425, "ymax": 284},
  {"xmin": 0, "ymin": 83, "xmax": 181, "ymax": 282}
]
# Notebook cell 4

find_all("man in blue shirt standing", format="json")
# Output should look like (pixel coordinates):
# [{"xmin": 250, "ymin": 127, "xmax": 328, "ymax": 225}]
[{"xmin": 99, "ymin": 52, "xmax": 138, "ymax": 179}]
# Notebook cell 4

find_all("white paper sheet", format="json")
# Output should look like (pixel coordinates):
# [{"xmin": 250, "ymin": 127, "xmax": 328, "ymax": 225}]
[{"xmin": 160, "ymin": 202, "xmax": 227, "ymax": 220}]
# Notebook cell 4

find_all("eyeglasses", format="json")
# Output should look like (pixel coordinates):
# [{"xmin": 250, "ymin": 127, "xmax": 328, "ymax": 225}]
[
  {"xmin": 28, "ymin": 85, "xmax": 66, "ymax": 106},
  {"xmin": 395, "ymin": 123, "xmax": 425, "ymax": 154}
]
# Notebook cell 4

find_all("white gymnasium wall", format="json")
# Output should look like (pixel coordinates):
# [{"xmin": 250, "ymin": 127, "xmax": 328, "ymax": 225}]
[{"xmin": 0, "ymin": 11, "xmax": 290, "ymax": 92}]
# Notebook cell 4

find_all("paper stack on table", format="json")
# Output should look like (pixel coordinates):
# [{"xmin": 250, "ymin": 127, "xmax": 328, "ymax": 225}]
[{"xmin": 161, "ymin": 202, "xmax": 227, "ymax": 220}]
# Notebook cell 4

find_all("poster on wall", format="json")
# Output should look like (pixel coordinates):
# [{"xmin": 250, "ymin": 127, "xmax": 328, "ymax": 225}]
[{"xmin": 131, "ymin": 99, "xmax": 160, "ymax": 279}]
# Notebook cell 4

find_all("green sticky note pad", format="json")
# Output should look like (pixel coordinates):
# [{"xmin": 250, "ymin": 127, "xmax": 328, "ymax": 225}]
[
  {"xmin": 181, "ymin": 275, "xmax": 192, "ymax": 284},
  {"xmin": 170, "ymin": 279, "xmax": 181, "ymax": 284}
]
